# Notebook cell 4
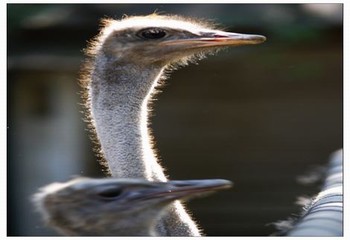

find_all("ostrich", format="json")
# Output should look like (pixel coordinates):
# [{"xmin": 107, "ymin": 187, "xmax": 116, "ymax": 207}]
[
  {"xmin": 80, "ymin": 14, "xmax": 266, "ymax": 235},
  {"xmin": 33, "ymin": 177, "xmax": 232, "ymax": 236}
]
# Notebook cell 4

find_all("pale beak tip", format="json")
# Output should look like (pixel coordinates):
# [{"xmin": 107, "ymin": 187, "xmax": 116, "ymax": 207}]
[{"xmin": 251, "ymin": 35, "xmax": 267, "ymax": 44}]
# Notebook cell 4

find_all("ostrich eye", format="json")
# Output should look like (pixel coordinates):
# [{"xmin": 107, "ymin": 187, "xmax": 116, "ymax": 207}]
[
  {"xmin": 138, "ymin": 28, "xmax": 167, "ymax": 39},
  {"xmin": 98, "ymin": 188, "xmax": 123, "ymax": 200}
]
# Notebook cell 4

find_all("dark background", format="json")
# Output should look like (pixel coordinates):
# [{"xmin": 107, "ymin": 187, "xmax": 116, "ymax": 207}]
[{"xmin": 7, "ymin": 4, "xmax": 343, "ymax": 236}]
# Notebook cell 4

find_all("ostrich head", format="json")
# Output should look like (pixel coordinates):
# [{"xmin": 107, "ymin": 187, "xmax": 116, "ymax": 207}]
[
  {"xmin": 87, "ymin": 14, "xmax": 266, "ymax": 67},
  {"xmin": 33, "ymin": 177, "xmax": 232, "ymax": 236}
]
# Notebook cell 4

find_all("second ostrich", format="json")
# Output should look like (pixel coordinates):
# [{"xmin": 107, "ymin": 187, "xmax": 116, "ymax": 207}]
[
  {"xmin": 81, "ymin": 14, "xmax": 265, "ymax": 236},
  {"xmin": 34, "ymin": 178, "xmax": 232, "ymax": 236}
]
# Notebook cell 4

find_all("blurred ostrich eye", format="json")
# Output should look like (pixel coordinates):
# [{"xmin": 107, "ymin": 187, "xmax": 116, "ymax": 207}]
[
  {"xmin": 138, "ymin": 28, "xmax": 167, "ymax": 39},
  {"xmin": 98, "ymin": 188, "xmax": 123, "ymax": 200}
]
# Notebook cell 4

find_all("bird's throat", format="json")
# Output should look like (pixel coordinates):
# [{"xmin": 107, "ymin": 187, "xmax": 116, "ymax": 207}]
[{"xmin": 90, "ymin": 61, "xmax": 167, "ymax": 181}]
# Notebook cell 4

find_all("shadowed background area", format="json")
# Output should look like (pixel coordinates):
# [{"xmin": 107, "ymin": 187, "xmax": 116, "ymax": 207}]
[{"xmin": 7, "ymin": 4, "xmax": 342, "ymax": 236}]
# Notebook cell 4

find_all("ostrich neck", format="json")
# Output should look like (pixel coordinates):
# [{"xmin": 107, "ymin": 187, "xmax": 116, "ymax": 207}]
[
  {"xmin": 90, "ymin": 57, "xmax": 166, "ymax": 181},
  {"xmin": 89, "ymin": 55, "xmax": 200, "ymax": 236}
]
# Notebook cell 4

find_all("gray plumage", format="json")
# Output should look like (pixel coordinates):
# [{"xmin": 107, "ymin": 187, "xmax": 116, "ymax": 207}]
[
  {"xmin": 33, "ymin": 178, "xmax": 232, "ymax": 236},
  {"xmin": 287, "ymin": 149, "xmax": 343, "ymax": 236},
  {"xmin": 273, "ymin": 149, "xmax": 343, "ymax": 236},
  {"xmin": 80, "ymin": 14, "xmax": 265, "ymax": 236}
]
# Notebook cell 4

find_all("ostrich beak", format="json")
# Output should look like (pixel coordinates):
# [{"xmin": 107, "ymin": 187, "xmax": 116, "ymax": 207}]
[
  {"xmin": 161, "ymin": 30, "xmax": 266, "ymax": 48},
  {"xmin": 196, "ymin": 31, "xmax": 266, "ymax": 47},
  {"xmin": 138, "ymin": 179, "xmax": 233, "ymax": 202}
]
